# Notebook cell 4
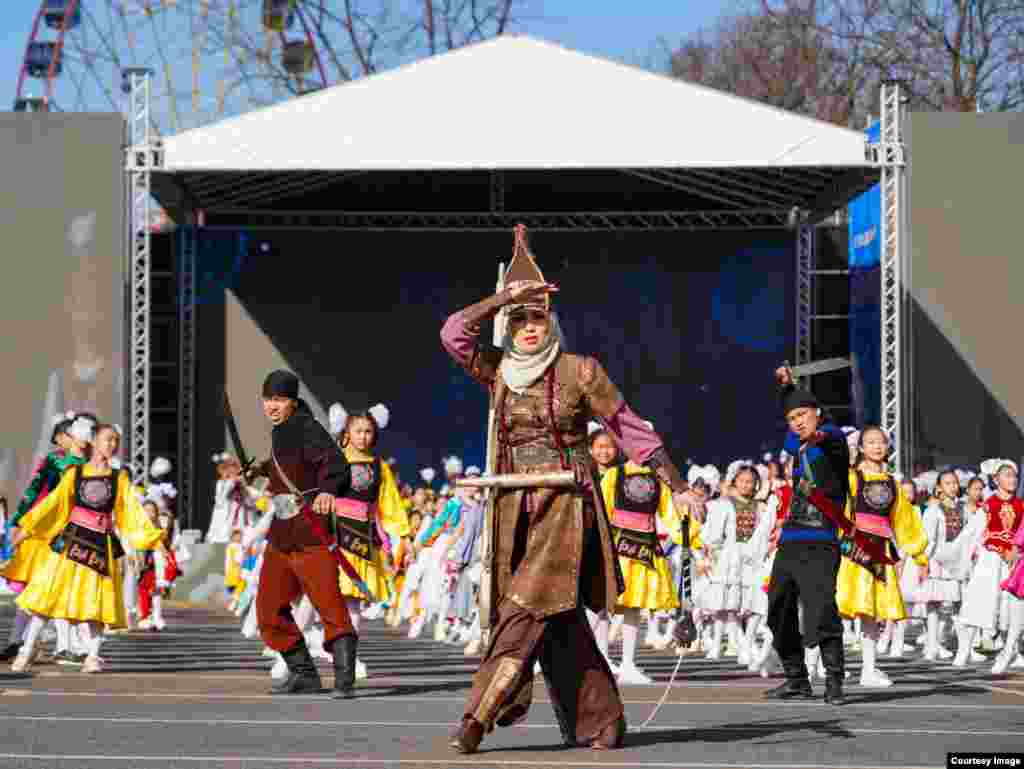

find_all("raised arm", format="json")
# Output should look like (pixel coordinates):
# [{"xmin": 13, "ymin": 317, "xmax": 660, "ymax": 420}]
[{"xmin": 579, "ymin": 357, "xmax": 688, "ymax": 495}]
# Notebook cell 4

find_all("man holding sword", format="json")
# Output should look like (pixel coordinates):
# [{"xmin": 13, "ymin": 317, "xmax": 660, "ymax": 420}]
[{"xmin": 242, "ymin": 370, "xmax": 358, "ymax": 698}]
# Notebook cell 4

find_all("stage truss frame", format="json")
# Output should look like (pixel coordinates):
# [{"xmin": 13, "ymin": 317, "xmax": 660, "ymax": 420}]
[{"xmin": 126, "ymin": 77, "xmax": 910, "ymax": 502}]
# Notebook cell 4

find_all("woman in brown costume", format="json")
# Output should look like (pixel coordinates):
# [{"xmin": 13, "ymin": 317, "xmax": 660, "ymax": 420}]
[{"xmin": 440, "ymin": 225, "xmax": 692, "ymax": 753}]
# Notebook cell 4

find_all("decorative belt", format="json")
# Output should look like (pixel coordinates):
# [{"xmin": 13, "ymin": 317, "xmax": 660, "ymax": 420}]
[
  {"xmin": 335, "ymin": 498, "xmax": 370, "ymax": 522},
  {"xmin": 612, "ymin": 509, "xmax": 655, "ymax": 533},
  {"xmin": 510, "ymin": 443, "xmax": 563, "ymax": 469},
  {"xmin": 69, "ymin": 506, "xmax": 113, "ymax": 534},
  {"xmin": 855, "ymin": 512, "xmax": 894, "ymax": 539}
]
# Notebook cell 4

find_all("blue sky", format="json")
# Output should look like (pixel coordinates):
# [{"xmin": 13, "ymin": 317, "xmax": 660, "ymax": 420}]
[{"xmin": 2, "ymin": 1, "xmax": 727, "ymax": 116}]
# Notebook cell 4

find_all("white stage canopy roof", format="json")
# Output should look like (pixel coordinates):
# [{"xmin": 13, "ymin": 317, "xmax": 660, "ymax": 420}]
[{"xmin": 152, "ymin": 35, "xmax": 880, "ymax": 229}]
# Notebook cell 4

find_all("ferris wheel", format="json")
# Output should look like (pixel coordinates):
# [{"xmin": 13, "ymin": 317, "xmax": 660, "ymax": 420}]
[{"xmin": 14, "ymin": 1, "xmax": 331, "ymax": 137}]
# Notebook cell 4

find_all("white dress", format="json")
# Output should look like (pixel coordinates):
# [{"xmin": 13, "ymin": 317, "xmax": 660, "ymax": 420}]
[
  {"xmin": 958, "ymin": 511, "xmax": 1021, "ymax": 633},
  {"xmin": 702, "ymin": 498, "xmax": 739, "ymax": 612},
  {"xmin": 741, "ymin": 497, "xmax": 775, "ymax": 616},
  {"xmin": 901, "ymin": 502, "xmax": 948, "ymax": 604}
]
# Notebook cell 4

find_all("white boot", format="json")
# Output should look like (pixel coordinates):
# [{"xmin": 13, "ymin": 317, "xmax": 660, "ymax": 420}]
[
  {"xmin": 355, "ymin": 658, "xmax": 368, "ymax": 680},
  {"xmin": 706, "ymin": 619, "xmax": 724, "ymax": 660},
  {"xmin": 888, "ymin": 621, "xmax": 906, "ymax": 659},
  {"xmin": 805, "ymin": 646, "xmax": 822, "ymax": 681},
  {"xmin": 859, "ymin": 634, "xmax": 893, "ymax": 687},
  {"xmin": 953, "ymin": 625, "xmax": 976, "ymax": 668}
]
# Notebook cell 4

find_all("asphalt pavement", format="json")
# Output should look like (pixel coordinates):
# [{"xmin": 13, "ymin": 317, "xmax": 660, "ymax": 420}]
[{"xmin": 0, "ymin": 602, "xmax": 1022, "ymax": 769}]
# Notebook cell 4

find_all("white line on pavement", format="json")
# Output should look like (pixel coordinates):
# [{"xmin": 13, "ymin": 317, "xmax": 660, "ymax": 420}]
[
  {"xmin": 0, "ymin": 715, "xmax": 1019, "ymax": 737},
  {"xmin": 0, "ymin": 755, "xmax": 942, "ymax": 769}
]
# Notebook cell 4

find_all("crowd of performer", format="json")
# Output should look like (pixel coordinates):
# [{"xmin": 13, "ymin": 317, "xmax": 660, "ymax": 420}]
[{"xmin": 1, "ymin": 225, "xmax": 1022, "ymax": 755}]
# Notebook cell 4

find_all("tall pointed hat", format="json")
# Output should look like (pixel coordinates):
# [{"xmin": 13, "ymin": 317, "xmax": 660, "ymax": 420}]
[{"xmin": 505, "ymin": 224, "xmax": 549, "ymax": 313}]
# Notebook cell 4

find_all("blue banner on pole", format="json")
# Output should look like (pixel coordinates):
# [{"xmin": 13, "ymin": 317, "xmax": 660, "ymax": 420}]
[{"xmin": 849, "ymin": 121, "xmax": 881, "ymax": 426}]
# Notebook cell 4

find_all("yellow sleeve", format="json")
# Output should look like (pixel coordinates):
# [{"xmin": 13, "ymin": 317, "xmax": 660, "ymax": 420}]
[
  {"xmin": 600, "ymin": 467, "xmax": 619, "ymax": 515},
  {"xmin": 657, "ymin": 481, "xmax": 683, "ymax": 543},
  {"xmin": 892, "ymin": 482, "xmax": 929, "ymax": 565},
  {"xmin": 377, "ymin": 462, "xmax": 410, "ymax": 538},
  {"xmin": 17, "ymin": 466, "xmax": 75, "ymax": 541},
  {"xmin": 846, "ymin": 470, "xmax": 858, "ymax": 525},
  {"xmin": 115, "ymin": 472, "xmax": 164, "ymax": 551},
  {"xmin": 688, "ymin": 511, "xmax": 704, "ymax": 551}
]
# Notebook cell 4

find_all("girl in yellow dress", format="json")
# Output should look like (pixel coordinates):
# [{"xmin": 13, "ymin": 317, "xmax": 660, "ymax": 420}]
[
  {"xmin": 600, "ymin": 448, "xmax": 703, "ymax": 684},
  {"xmin": 9, "ymin": 424, "xmax": 165, "ymax": 674},
  {"xmin": 837, "ymin": 426, "xmax": 928, "ymax": 687},
  {"xmin": 328, "ymin": 402, "xmax": 410, "ymax": 679}
]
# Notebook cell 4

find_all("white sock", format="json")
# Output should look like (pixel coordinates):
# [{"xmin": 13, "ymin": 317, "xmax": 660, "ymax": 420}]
[
  {"xmin": 152, "ymin": 595, "xmax": 164, "ymax": 625},
  {"xmin": 621, "ymin": 609, "xmax": 640, "ymax": 668},
  {"xmin": 76, "ymin": 622, "xmax": 104, "ymax": 658},
  {"xmin": 21, "ymin": 615, "xmax": 47, "ymax": 656},
  {"xmin": 745, "ymin": 615, "xmax": 763, "ymax": 655},
  {"xmin": 54, "ymin": 619, "xmax": 70, "ymax": 653},
  {"xmin": 861, "ymin": 618, "xmax": 879, "ymax": 676},
  {"xmin": 10, "ymin": 609, "xmax": 29, "ymax": 645},
  {"xmin": 890, "ymin": 621, "xmax": 906, "ymax": 654},
  {"xmin": 926, "ymin": 610, "xmax": 940, "ymax": 656}
]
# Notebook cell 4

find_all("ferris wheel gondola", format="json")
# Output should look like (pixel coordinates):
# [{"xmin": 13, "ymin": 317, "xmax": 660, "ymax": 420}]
[{"xmin": 14, "ymin": 0, "xmax": 332, "ymax": 136}]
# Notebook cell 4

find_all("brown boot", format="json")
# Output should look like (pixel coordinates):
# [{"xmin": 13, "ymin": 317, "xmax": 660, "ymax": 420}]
[
  {"xmin": 590, "ymin": 715, "xmax": 626, "ymax": 750},
  {"xmin": 449, "ymin": 717, "xmax": 485, "ymax": 754}
]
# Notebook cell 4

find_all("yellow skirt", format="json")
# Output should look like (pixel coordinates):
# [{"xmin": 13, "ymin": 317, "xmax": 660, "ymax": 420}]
[
  {"xmin": 0, "ymin": 538, "xmax": 52, "ymax": 585},
  {"xmin": 616, "ymin": 555, "xmax": 680, "ymax": 611},
  {"xmin": 16, "ymin": 550, "xmax": 127, "ymax": 627},
  {"xmin": 836, "ymin": 558, "xmax": 907, "ymax": 621},
  {"xmin": 338, "ymin": 547, "xmax": 391, "ymax": 602}
]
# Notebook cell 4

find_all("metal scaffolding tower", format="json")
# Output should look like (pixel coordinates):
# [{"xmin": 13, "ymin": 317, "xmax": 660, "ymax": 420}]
[
  {"xmin": 876, "ymin": 81, "xmax": 909, "ymax": 472},
  {"xmin": 126, "ymin": 68, "xmax": 159, "ymax": 481},
  {"xmin": 795, "ymin": 222, "xmax": 815, "ymax": 382},
  {"xmin": 177, "ymin": 226, "xmax": 198, "ymax": 528}
]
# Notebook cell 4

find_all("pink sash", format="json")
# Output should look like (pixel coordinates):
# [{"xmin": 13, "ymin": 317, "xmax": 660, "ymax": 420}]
[
  {"xmin": 612, "ymin": 509, "xmax": 655, "ymax": 533},
  {"xmin": 334, "ymin": 498, "xmax": 370, "ymax": 522},
  {"xmin": 70, "ymin": 506, "xmax": 113, "ymax": 534},
  {"xmin": 855, "ymin": 512, "xmax": 893, "ymax": 539}
]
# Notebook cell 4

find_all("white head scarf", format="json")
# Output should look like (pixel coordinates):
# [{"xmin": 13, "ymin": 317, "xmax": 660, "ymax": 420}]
[{"xmin": 499, "ymin": 310, "xmax": 565, "ymax": 396}]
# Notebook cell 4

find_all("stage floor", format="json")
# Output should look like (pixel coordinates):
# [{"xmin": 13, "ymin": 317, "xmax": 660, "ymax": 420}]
[{"xmin": 0, "ymin": 604, "xmax": 1021, "ymax": 768}]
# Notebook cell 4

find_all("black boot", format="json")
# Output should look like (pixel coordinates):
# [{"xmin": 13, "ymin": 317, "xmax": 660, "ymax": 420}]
[
  {"xmin": 819, "ymin": 639, "xmax": 846, "ymax": 705},
  {"xmin": 764, "ymin": 655, "xmax": 813, "ymax": 700},
  {"xmin": 330, "ymin": 633, "xmax": 358, "ymax": 700},
  {"xmin": 270, "ymin": 641, "xmax": 322, "ymax": 695},
  {"xmin": 0, "ymin": 642, "xmax": 23, "ymax": 662}
]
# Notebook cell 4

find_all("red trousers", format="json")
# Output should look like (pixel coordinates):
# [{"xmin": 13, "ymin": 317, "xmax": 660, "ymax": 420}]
[{"xmin": 256, "ymin": 544, "xmax": 354, "ymax": 652}]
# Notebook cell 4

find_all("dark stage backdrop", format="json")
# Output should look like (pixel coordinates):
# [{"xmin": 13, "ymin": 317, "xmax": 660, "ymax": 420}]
[{"xmin": 196, "ymin": 229, "xmax": 795, "ymax": 513}]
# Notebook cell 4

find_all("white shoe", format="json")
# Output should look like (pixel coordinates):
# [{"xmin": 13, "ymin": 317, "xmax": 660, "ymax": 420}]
[
  {"xmin": 970, "ymin": 650, "xmax": 986, "ymax": 663},
  {"xmin": 271, "ymin": 656, "xmax": 288, "ymax": 679},
  {"xmin": 738, "ymin": 646, "xmax": 751, "ymax": 667},
  {"xmin": 355, "ymin": 658, "xmax": 368, "ymax": 680},
  {"xmin": 876, "ymin": 639, "xmax": 890, "ymax": 655},
  {"xmin": 138, "ymin": 618, "xmax": 153, "ymax": 630},
  {"xmin": 937, "ymin": 645, "xmax": 953, "ymax": 660},
  {"xmin": 463, "ymin": 639, "xmax": 481, "ymax": 657},
  {"xmin": 81, "ymin": 655, "xmax": 103, "ymax": 674},
  {"xmin": 433, "ymin": 621, "xmax": 447, "ymax": 643},
  {"xmin": 860, "ymin": 668, "xmax": 893, "ymax": 688},
  {"xmin": 10, "ymin": 651, "xmax": 32, "ymax": 673},
  {"xmin": 153, "ymin": 619, "xmax": 166, "ymax": 631},
  {"xmin": 953, "ymin": 649, "xmax": 970, "ymax": 668},
  {"xmin": 617, "ymin": 664, "xmax": 653, "ymax": 685},
  {"xmin": 408, "ymin": 615, "xmax": 425, "ymax": 639},
  {"xmin": 1011, "ymin": 654, "xmax": 1024, "ymax": 669},
  {"xmin": 363, "ymin": 604, "xmax": 384, "ymax": 621},
  {"xmin": 992, "ymin": 653, "xmax": 1011, "ymax": 676}
]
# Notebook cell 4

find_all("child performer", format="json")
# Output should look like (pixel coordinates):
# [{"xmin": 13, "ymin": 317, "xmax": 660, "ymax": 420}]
[
  {"xmin": 328, "ymin": 402, "xmax": 410, "ymax": 679},
  {"xmin": 838, "ymin": 427, "xmax": 928, "ymax": 687},
  {"xmin": 9, "ymin": 424, "xmax": 165, "ymax": 673}
]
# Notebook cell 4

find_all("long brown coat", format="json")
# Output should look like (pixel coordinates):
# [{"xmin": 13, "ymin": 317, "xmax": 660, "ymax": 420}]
[{"xmin": 462, "ymin": 347, "xmax": 626, "ymax": 626}]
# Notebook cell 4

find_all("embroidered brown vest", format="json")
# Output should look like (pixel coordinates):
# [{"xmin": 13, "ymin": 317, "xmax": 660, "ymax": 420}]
[{"xmin": 334, "ymin": 458, "xmax": 383, "ymax": 561}]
